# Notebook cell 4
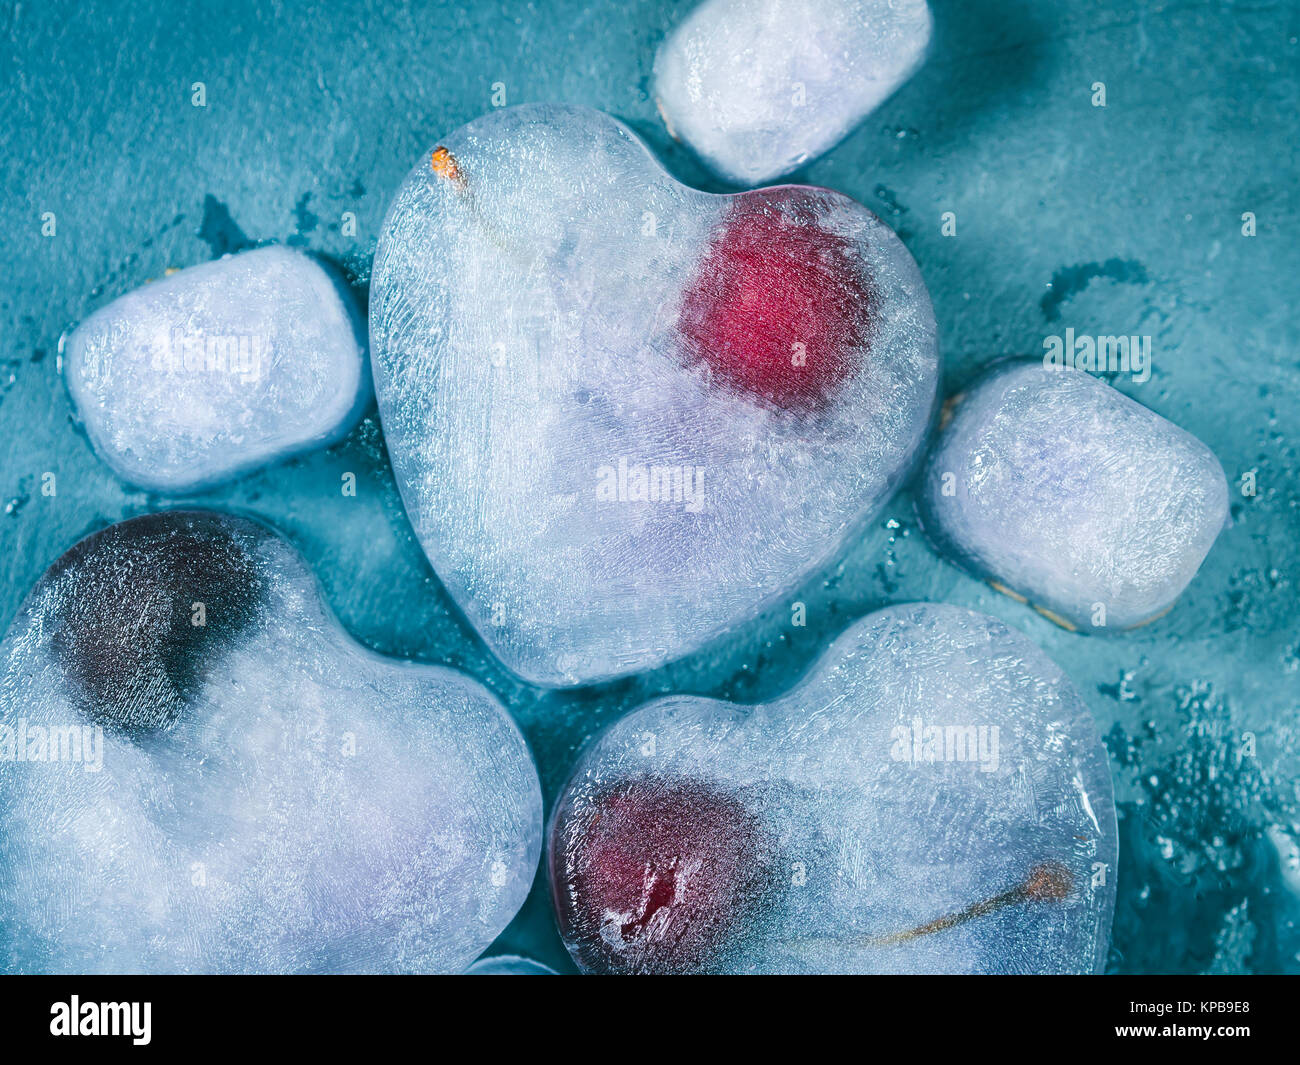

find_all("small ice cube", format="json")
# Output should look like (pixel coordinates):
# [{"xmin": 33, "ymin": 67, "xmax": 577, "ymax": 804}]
[
  {"xmin": 653, "ymin": 0, "xmax": 934, "ymax": 186},
  {"xmin": 919, "ymin": 363, "xmax": 1229, "ymax": 631},
  {"xmin": 64, "ymin": 246, "xmax": 370, "ymax": 493}
]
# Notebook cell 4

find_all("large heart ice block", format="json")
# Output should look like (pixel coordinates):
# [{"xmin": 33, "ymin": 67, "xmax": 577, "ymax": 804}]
[
  {"xmin": 370, "ymin": 104, "xmax": 939, "ymax": 686},
  {"xmin": 653, "ymin": 0, "xmax": 934, "ymax": 186},
  {"xmin": 548, "ymin": 603, "xmax": 1117, "ymax": 974},
  {"xmin": 64, "ymin": 246, "xmax": 370, "ymax": 493},
  {"xmin": 0, "ymin": 511, "xmax": 541, "ymax": 974},
  {"xmin": 919, "ymin": 363, "xmax": 1229, "ymax": 631}
]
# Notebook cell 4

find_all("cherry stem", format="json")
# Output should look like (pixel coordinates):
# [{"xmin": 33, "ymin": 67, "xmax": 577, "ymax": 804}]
[
  {"xmin": 429, "ymin": 145, "xmax": 530, "ymax": 264},
  {"xmin": 430, "ymin": 146, "xmax": 467, "ymax": 192},
  {"xmin": 869, "ymin": 861, "xmax": 1073, "ymax": 948}
]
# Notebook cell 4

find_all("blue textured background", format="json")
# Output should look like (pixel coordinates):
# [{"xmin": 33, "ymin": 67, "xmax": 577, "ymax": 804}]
[{"xmin": 2, "ymin": 0, "xmax": 1297, "ymax": 973}]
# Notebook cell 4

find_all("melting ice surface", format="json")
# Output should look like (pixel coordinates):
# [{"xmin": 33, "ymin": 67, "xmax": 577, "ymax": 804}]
[
  {"xmin": 0, "ymin": 511, "xmax": 541, "ymax": 974},
  {"xmin": 370, "ymin": 103, "xmax": 938, "ymax": 686},
  {"xmin": 653, "ymin": 0, "xmax": 933, "ymax": 186},
  {"xmin": 919, "ymin": 363, "xmax": 1229, "ymax": 631},
  {"xmin": 549, "ymin": 604, "xmax": 1117, "ymax": 974},
  {"xmin": 465, "ymin": 954, "xmax": 557, "ymax": 975},
  {"xmin": 64, "ymin": 247, "xmax": 370, "ymax": 493}
]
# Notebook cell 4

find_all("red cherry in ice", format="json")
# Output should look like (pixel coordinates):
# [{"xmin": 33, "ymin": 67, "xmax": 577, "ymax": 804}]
[
  {"xmin": 551, "ymin": 775, "xmax": 772, "ymax": 974},
  {"xmin": 677, "ymin": 188, "xmax": 874, "ymax": 412}
]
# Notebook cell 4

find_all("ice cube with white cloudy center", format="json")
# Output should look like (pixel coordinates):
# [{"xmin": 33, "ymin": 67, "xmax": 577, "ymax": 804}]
[
  {"xmin": 653, "ymin": 0, "xmax": 934, "ymax": 186},
  {"xmin": 369, "ymin": 104, "xmax": 939, "ymax": 687},
  {"xmin": 0, "ymin": 511, "xmax": 541, "ymax": 974},
  {"xmin": 64, "ymin": 246, "xmax": 370, "ymax": 493},
  {"xmin": 919, "ymin": 363, "xmax": 1229, "ymax": 631},
  {"xmin": 548, "ymin": 603, "xmax": 1117, "ymax": 974}
]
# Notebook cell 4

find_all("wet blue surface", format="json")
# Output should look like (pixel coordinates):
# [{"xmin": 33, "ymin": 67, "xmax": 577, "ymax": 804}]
[{"xmin": 1, "ymin": 0, "xmax": 1297, "ymax": 972}]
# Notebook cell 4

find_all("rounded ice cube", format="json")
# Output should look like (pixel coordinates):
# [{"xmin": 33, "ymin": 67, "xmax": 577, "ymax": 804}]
[
  {"xmin": 919, "ymin": 362, "xmax": 1229, "ymax": 631},
  {"xmin": 653, "ymin": 0, "xmax": 934, "ymax": 186},
  {"xmin": 64, "ymin": 246, "xmax": 370, "ymax": 493}
]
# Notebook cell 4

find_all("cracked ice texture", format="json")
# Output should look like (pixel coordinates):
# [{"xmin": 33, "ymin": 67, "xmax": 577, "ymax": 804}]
[
  {"xmin": 0, "ymin": 511, "xmax": 541, "ymax": 974},
  {"xmin": 653, "ymin": 0, "xmax": 933, "ymax": 186},
  {"xmin": 549, "ymin": 604, "xmax": 1117, "ymax": 974},
  {"xmin": 64, "ymin": 247, "xmax": 370, "ymax": 493},
  {"xmin": 919, "ymin": 363, "xmax": 1229, "ymax": 631},
  {"xmin": 370, "ymin": 104, "xmax": 938, "ymax": 687}
]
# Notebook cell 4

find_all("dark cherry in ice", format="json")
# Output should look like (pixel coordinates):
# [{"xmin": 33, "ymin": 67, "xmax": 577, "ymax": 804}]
[{"xmin": 47, "ymin": 511, "xmax": 265, "ymax": 734}]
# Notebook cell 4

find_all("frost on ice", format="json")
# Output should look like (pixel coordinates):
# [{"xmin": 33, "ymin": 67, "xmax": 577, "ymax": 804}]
[
  {"xmin": 370, "ymin": 104, "xmax": 939, "ymax": 686},
  {"xmin": 548, "ymin": 604, "xmax": 1117, "ymax": 974},
  {"xmin": 919, "ymin": 363, "xmax": 1229, "ymax": 631},
  {"xmin": 0, "ymin": 511, "xmax": 541, "ymax": 973},
  {"xmin": 64, "ymin": 247, "xmax": 370, "ymax": 493},
  {"xmin": 653, "ymin": 0, "xmax": 934, "ymax": 186}
]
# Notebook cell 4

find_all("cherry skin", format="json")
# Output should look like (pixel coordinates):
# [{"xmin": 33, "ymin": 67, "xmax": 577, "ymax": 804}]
[
  {"xmin": 46, "ymin": 512, "xmax": 264, "ymax": 734},
  {"xmin": 551, "ymin": 774, "xmax": 773, "ymax": 974},
  {"xmin": 676, "ymin": 188, "xmax": 874, "ymax": 413}
]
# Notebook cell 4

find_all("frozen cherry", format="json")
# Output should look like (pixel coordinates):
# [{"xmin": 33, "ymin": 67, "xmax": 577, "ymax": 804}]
[
  {"xmin": 677, "ymin": 189, "xmax": 874, "ymax": 412},
  {"xmin": 550, "ymin": 774, "xmax": 773, "ymax": 974},
  {"xmin": 47, "ymin": 511, "xmax": 265, "ymax": 734}
]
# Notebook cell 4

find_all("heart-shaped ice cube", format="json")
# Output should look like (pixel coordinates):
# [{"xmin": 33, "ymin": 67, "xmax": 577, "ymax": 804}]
[
  {"xmin": 548, "ymin": 603, "xmax": 1117, "ymax": 974},
  {"xmin": 370, "ymin": 104, "xmax": 939, "ymax": 686},
  {"xmin": 0, "ymin": 511, "xmax": 541, "ymax": 974}
]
